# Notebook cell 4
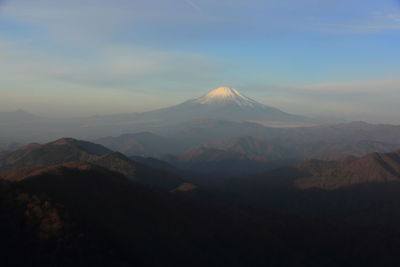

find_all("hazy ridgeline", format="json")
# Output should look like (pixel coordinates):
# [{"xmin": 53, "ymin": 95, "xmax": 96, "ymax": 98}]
[{"xmin": 0, "ymin": 87, "xmax": 400, "ymax": 266}]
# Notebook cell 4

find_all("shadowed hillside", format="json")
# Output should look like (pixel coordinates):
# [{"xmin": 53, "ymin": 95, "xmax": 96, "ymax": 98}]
[
  {"xmin": 2, "ymin": 162, "xmax": 400, "ymax": 266},
  {"xmin": 0, "ymin": 138, "xmax": 184, "ymax": 190},
  {"xmin": 219, "ymin": 149, "xmax": 400, "ymax": 228}
]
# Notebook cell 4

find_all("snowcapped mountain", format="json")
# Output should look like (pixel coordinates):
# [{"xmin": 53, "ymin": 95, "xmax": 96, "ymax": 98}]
[
  {"xmin": 137, "ymin": 86, "xmax": 307, "ymax": 123},
  {"xmin": 0, "ymin": 87, "xmax": 309, "ymax": 141},
  {"xmin": 191, "ymin": 87, "xmax": 262, "ymax": 107}
]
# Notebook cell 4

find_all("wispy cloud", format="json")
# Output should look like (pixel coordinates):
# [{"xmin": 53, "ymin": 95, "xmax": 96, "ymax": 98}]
[
  {"xmin": 0, "ymin": 42, "xmax": 223, "ymax": 88},
  {"xmin": 2, "ymin": 0, "xmax": 400, "ymax": 47},
  {"xmin": 0, "ymin": 40, "xmax": 229, "ymax": 115}
]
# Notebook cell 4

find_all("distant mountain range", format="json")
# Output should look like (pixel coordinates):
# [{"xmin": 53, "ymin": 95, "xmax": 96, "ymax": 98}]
[
  {"xmin": 97, "ymin": 121, "xmax": 400, "ymax": 155},
  {"xmin": 2, "ymin": 88, "xmax": 400, "ymax": 147},
  {"xmin": 193, "ymin": 136, "xmax": 400, "ymax": 161},
  {"xmin": 91, "ymin": 122, "xmax": 400, "ymax": 179},
  {"xmin": 2, "ymin": 140, "xmax": 400, "ymax": 266},
  {"xmin": 4, "ymin": 88, "xmax": 400, "ymax": 265},
  {"xmin": 3, "ymin": 117, "xmax": 400, "ymax": 181}
]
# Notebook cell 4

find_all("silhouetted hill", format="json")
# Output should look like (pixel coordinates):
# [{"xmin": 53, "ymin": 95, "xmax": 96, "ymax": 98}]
[
  {"xmin": 0, "ymin": 138, "xmax": 184, "ymax": 190},
  {"xmin": 222, "ymin": 149, "xmax": 400, "ymax": 193},
  {"xmin": 0, "ymin": 167, "xmax": 129, "ymax": 266},
  {"xmin": 293, "ymin": 149, "xmax": 400, "ymax": 190},
  {"xmin": 219, "ymin": 149, "xmax": 400, "ymax": 228},
  {"xmin": 0, "ymin": 138, "xmax": 111, "ymax": 173},
  {"xmin": 3, "ymin": 162, "xmax": 400, "ymax": 266}
]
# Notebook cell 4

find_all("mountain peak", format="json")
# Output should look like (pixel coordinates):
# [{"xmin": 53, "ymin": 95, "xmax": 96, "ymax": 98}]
[
  {"xmin": 192, "ymin": 86, "xmax": 262, "ymax": 107},
  {"xmin": 205, "ymin": 87, "xmax": 243, "ymax": 98}
]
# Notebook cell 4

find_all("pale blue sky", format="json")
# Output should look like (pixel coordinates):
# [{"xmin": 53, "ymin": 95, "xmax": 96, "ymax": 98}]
[{"xmin": 1, "ymin": 0, "xmax": 400, "ymax": 122}]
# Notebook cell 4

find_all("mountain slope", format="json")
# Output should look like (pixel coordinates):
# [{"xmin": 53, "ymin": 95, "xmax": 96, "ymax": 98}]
[
  {"xmin": 0, "ymin": 176, "xmax": 124, "ymax": 267},
  {"xmin": 0, "ymin": 138, "xmax": 111, "ymax": 172},
  {"xmin": 294, "ymin": 149, "xmax": 400, "ymax": 190},
  {"xmin": 0, "ymin": 138, "xmax": 184, "ymax": 190},
  {"xmin": 164, "ymin": 136, "xmax": 399, "ymax": 180},
  {"xmin": 92, "ymin": 152, "xmax": 184, "ymax": 189},
  {"xmin": 138, "ymin": 87, "xmax": 306, "ymax": 123},
  {"xmin": 224, "ymin": 149, "xmax": 400, "ymax": 192},
  {"xmin": 191, "ymin": 87, "xmax": 266, "ymax": 107},
  {"xmin": 3, "ymin": 162, "xmax": 400, "ymax": 266},
  {"xmin": 216, "ymin": 149, "xmax": 400, "ymax": 228},
  {"xmin": 0, "ymin": 143, "xmax": 21, "ymax": 154}
]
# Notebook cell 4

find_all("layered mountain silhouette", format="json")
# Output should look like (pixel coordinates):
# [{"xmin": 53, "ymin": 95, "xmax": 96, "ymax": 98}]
[
  {"xmin": 0, "ymin": 138, "xmax": 183, "ymax": 190},
  {"xmin": 94, "ymin": 120, "xmax": 400, "ymax": 169},
  {"xmin": 217, "ymin": 149, "xmax": 400, "ymax": 228},
  {"xmin": 139, "ymin": 134, "xmax": 397, "ymax": 180},
  {"xmin": 294, "ymin": 149, "xmax": 400, "ymax": 190},
  {"xmin": 3, "ymin": 160, "xmax": 400, "ymax": 266},
  {"xmin": 3, "ymin": 85, "xmax": 400, "ymax": 267},
  {"xmin": 97, "ymin": 119, "xmax": 274, "ymax": 156},
  {"xmin": 222, "ymin": 149, "xmax": 400, "ymax": 193},
  {"xmin": 0, "ymin": 138, "xmax": 110, "ymax": 172},
  {"xmin": 3, "ymin": 127, "xmax": 400, "ymax": 265}
]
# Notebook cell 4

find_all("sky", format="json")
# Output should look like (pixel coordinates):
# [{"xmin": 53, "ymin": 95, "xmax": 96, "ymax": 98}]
[{"xmin": 0, "ymin": 0, "xmax": 400, "ymax": 123}]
